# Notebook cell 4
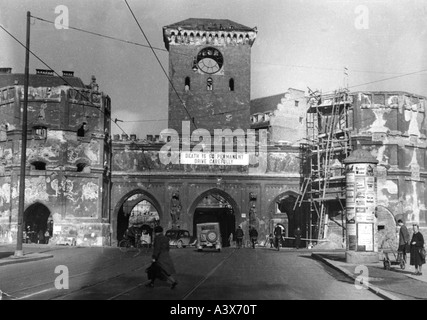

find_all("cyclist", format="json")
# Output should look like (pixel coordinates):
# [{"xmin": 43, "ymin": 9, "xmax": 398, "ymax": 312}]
[{"xmin": 124, "ymin": 225, "xmax": 141, "ymax": 247}]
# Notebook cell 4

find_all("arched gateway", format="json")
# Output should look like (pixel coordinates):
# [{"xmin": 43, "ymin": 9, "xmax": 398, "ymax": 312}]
[
  {"xmin": 112, "ymin": 190, "xmax": 163, "ymax": 245},
  {"xmin": 189, "ymin": 188, "xmax": 240, "ymax": 247}
]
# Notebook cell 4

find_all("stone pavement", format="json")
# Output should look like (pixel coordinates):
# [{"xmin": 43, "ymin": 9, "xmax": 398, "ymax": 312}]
[{"xmin": 312, "ymin": 251, "xmax": 427, "ymax": 300}]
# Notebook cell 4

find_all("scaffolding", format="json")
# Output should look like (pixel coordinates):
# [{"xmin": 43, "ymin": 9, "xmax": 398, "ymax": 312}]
[{"xmin": 295, "ymin": 88, "xmax": 353, "ymax": 242}]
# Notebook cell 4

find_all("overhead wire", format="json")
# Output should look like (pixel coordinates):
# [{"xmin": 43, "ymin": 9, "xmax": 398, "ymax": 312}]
[
  {"xmin": 4, "ymin": 12, "xmax": 427, "ymax": 131},
  {"xmin": 123, "ymin": 0, "xmax": 197, "ymax": 129},
  {"xmin": 0, "ymin": 22, "xmax": 154, "ymax": 172}
]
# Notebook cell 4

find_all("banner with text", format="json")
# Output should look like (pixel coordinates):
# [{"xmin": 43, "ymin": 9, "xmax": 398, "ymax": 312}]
[{"xmin": 180, "ymin": 152, "xmax": 250, "ymax": 165}]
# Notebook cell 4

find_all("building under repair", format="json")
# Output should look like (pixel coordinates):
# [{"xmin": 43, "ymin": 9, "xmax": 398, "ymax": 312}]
[{"xmin": 0, "ymin": 18, "xmax": 426, "ymax": 248}]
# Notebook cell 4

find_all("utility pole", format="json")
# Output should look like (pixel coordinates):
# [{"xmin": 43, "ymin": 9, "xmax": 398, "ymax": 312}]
[{"xmin": 14, "ymin": 11, "xmax": 30, "ymax": 257}]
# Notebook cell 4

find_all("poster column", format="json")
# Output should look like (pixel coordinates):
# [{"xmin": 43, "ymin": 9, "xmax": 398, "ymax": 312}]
[{"xmin": 343, "ymin": 149, "xmax": 379, "ymax": 264}]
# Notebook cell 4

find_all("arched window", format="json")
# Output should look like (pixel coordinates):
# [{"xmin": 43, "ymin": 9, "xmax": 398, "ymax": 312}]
[
  {"xmin": 207, "ymin": 78, "xmax": 213, "ymax": 91},
  {"xmin": 229, "ymin": 78, "xmax": 234, "ymax": 91},
  {"xmin": 77, "ymin": 122, "xmax": 87, "ymax": 137},
  {"xmin": 31, "ymin": 161, "xmax": 46, "ymax": 170},
  {"xmin": 185, "ymin": 77, "xmax": 190, "ymax": 91},
  {"xmin": 76, "ymin": 163, "xmax": 86, "ymax": 172}
]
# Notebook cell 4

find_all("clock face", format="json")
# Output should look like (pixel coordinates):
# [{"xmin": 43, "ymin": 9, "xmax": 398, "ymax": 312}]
[{"xmin": 196, "ymin": 47, "xmax": 223, "ymax": 74}]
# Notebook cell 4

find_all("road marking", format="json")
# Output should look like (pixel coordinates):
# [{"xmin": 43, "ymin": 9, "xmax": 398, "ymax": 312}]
[
  {"xmin": 18, "ymin": 288, "xmax": 54, "ymax": 300},
  {"xmin": 182, "ymin": 249, "xmax": 235, "ymax": 300}
]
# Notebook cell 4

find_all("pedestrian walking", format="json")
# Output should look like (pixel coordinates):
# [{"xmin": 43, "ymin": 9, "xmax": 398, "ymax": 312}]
[
  {"xmin": 249, "ymin": 226, "xmax": 258, "ymax": 249},
  {"xmin": 145, "ymin": 226, "xmax": 178, "ymax": 289},
  {"xmin": 44, "ymin": 230, "xmax": 50, "ymax": 244},
  {"xmin": 410, "ymin": 224, "xmax": 425, "ymax": 276},
  {"xmin": 235, "ymin": 226, "xmax": 244, "ymax": 249},
  {"xmin": 294, "ymin": 227, "xmax": 302, "ymax": 249},
  {"xmin": 37, "ymin": 229, "xmax": 45, "ymax": 244},
  {"xmin": 274, "ymin": 224, "xmax": 282, "ymax": 250},
  {"xmin": 228, "ymin": 233, "xmax": 234, "ymax": 248},
  {"xmin": 268, "ymin": 233, "xmax": 274, "ymax": 248},
  {"xmin": 397, "ymin": 219, "xmax": 410, "ymax": 263}
]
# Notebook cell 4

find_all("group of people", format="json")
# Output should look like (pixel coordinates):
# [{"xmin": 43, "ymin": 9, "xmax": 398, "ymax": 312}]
[
  {"xmin": 23, "ymin": 227, "xmax": 51, "ymax": 244},
  {"xmin": 397, "ymin": 220, "xmax": 425, "ymax": 276},
  {"xmin": 232, "ymin": 224, "xmax": 303, "ymax": 250},
  {"xmin": 267, "ymin": 224, "xmax": 302, "ymax": 250}
]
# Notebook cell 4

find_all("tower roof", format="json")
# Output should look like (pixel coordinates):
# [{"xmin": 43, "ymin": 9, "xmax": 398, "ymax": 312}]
[
  {"xmin": 164, "ymin": 18, "xmax": 255, "ymax": 32},
  {"xmin": 163, "ymin": 18, "xmax": 257, "ymax": 50}
]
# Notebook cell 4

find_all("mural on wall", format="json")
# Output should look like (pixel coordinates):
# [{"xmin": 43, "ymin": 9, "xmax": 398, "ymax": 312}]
[
  {"xmin": 67, "ymin": 139, "xmax": 100, "ymax": 165},
  {"xmin": 267, "ymin": 152, "xmax": 299, "ymax": 174},
  {"xmin": 20, "ymin": 86, "xmax": 63, "ymax": 100}
]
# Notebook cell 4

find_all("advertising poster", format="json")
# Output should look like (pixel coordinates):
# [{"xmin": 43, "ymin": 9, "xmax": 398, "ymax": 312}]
[
  {"xmin": 347, "ymin": 222, "xmax": 357, "ymax": 251},
  {"xmin": 355, "ymin": 164, "xmax": 366, "ymax": 176},
  {"xmin": 355, "ymin": 178, "xmax": 365, "ymax": 191},
  {"xmin": 357, "ymin": 223, "xmax": 374, "ymax": 251},
  {"xmin": 346, "ymin": 208, "xmax": 355, "ymax": 221},
  {"xmin": 366, "ymin": 177, "xmax": 375, "ymax": 192}
]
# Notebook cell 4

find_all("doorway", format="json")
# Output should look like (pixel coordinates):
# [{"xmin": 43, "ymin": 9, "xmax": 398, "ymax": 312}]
[
  {"xmin": 192, "ymin": 192, "xmax": 236, "ymax": 247},
  {"xmin": 24, "ymin": 203, "xmax": 51, "ymax": 244}
]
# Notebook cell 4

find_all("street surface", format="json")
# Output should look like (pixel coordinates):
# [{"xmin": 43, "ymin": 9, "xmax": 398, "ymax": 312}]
[{"xmin": 0, "ymin": 245, "xmax": 381, "ymax": 300}]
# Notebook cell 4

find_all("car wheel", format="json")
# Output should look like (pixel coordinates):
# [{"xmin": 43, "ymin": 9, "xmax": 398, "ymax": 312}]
[{"xmin": 177, "ymin": 240, "xmax": 183, "ymax": 249}]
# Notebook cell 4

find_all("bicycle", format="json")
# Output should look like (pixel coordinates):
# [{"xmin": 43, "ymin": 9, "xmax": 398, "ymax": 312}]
[{"xmin": 118, "ymin": 234, "xmax": 150, "ymax": 256}]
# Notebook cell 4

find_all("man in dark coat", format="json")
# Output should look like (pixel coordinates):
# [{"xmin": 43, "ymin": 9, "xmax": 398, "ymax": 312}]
[
  {"xmin": 274, "ymin": 224, "xmax": 282, "ymax": 251},
  {"xmin": 249, "ymin": 226, "xmax": 258, "ymax": 249},
  {"xmin": 410, "ymin": 224, "xmax": 425, "ymax": 276},
  {"xmin": 397, "ymin": 219, "xmax": 410, "ymax": 263},
  {"xmin": 235, "ymin": 226, "xmax": 244, "ymax": 249},
  {"xmin": 146, "ymin": 226, "xmax": 178, "ymax": 288}
]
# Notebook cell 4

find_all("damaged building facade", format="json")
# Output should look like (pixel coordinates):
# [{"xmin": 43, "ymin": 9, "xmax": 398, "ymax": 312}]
[
  {"xmin": 0, "ymin": 18, "xmax": 426, "ymax": 248},
  {"xmin": 0, "ymin": 68, "xmax": 112, "ymax": 246}
]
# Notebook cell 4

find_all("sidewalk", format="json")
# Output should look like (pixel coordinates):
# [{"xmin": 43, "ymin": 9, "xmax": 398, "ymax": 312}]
[
  {"xmin": 0, "ymin": 245, "xmax": 55, "ymax": 266},
  {"xmin": 312, "ymin": 251, "xmax": 427, "ymax": 300}
]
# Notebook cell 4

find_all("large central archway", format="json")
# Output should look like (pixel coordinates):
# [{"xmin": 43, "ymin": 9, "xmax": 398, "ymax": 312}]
[{"xmin": 188, "ymin": 188, "xmax": 240, "ymax": 247}]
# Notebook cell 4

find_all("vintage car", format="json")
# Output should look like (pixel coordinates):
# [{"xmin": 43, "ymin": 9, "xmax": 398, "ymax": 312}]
[
  {"xmin": 196, "ymin": 222, "xmax": 222, "ymax": 252},
  {"xmin": 165, "ymin": 229, "xmax": 196, "ymax": 248}
]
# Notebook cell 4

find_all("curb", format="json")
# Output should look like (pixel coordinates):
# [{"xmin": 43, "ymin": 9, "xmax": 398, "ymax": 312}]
[
  {"xmin": 311, "ymin": 253, "xmax": 401, "ymax": 300},
  {"xmin": 0, "ymin": 253, "xmax": 53, "ymax": 266}
]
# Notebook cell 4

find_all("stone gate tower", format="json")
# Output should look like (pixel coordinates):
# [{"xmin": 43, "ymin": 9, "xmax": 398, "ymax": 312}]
[{"xmin": 163, "ymin": 18, "xmax": 257, "ymax": 134}]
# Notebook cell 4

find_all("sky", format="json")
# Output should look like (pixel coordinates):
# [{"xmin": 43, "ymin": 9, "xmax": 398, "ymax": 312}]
[{"xmin": 1, "ymin": 0, "xmax": 427, "ymax": 139}]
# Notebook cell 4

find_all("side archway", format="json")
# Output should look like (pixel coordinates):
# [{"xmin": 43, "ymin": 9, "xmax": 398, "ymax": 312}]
[
  {"xmin": 24, "ymin": 202, "xmax": 52, "ymax": 244},
  {"xmin": 269, "ymin": 191, "xmax": 301, "ymax": 246},
  {"xmin": 112, "ymin": 189, "xmax": 163, "ymax": 245}
]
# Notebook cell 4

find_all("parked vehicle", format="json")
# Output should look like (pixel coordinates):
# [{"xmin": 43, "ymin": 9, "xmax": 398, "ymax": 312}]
[
  {"xmin": 165, "ymin": 229, "xmax": 196, "ymax": 248},
  {"xmin": 196, "ymin": 222, "xmax": 222, "ymax": 252}
]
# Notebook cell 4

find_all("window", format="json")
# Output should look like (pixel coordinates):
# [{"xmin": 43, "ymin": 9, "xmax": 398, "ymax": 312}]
[
  {"xmin": 34, "ymin": 127, "xmax": 47, "ymax": 139},
  {"xmin": 76, "ymin": 163, "xmax": 86, "ymax": 172},
  {"xmin": 207, "ymin": 78, "xmax": 213, "ymax": 91},
  {"xmin": 229, "ymin": 78, "xmax": 234, "ymax": 91},
  {"xmin": 185, "ymin": 77, "xmax": 190, "ymax": 91},
  {"xmin": 31, "ymin": 161, "xmax": 46, "ymax": 170},
  {"xmin": 295, "ymin": 100, "xmax": 299, "ymax": 107},
  {"xmin": 77, "ymin": 123, "xmax": 87, "ymax": 137}
]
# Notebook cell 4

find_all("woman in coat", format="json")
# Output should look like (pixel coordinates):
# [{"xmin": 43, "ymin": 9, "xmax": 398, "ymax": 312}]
[
  {"xmin": 146, "ymin": 226, "xmax": 178, "ymax": 288},
  {"xmin": 410, "ymin": 224, "xmax": 425, "ymax": 276}
]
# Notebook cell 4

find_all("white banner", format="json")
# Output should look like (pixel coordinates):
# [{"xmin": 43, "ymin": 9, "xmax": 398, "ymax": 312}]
[{"xmin": 180, "ymin": 152, "xmax": 249, "ymax": 165}]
